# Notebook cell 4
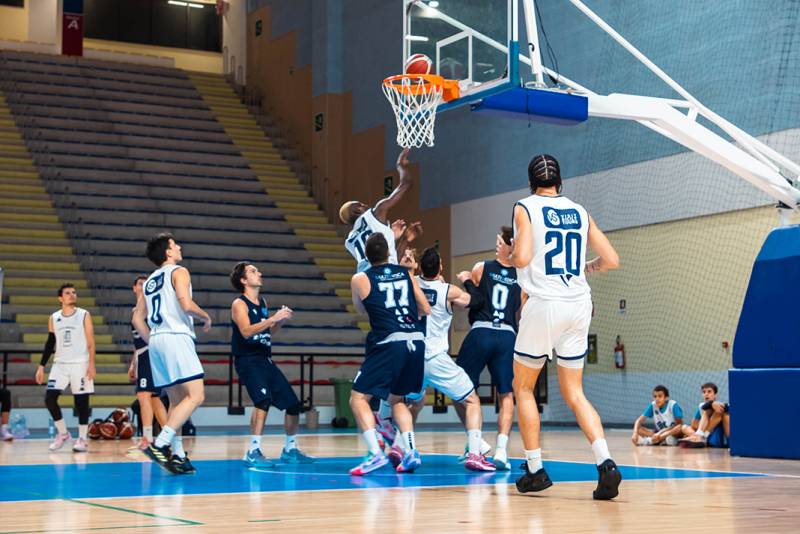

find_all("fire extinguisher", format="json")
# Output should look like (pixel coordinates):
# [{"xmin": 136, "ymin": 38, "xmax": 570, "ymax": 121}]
[{"xmin": 614, "ymin": 335, "xmax": 626, "ymax": 369}]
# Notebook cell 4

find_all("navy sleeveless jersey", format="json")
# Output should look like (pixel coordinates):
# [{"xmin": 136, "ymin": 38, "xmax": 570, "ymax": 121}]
[
  {"xmin": 131, "ymin": 321, "xmax": 147, "ymax": 352},
  {"xmin": 468, "ymin": 260, "xmax": 521, "ymax": 331},
  {"xmin": 231, "ymin": 296, "xmax": 272, "ymax": 358},
  {"xmin": 362, "ymin": 263, "xmax": 423, "ymax": 345}
]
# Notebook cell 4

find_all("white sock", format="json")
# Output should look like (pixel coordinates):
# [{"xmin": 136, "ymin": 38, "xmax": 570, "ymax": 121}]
[
  {"xmin": 496, "ymin": 433, "xmax": 509, "ymax": 452},
  {"xmin": 284, "ymin": 434, "xmax": 297, "ymax": 451},
  {"xmin": 402, "ymin": 431, "xmax": 416, "ymax": 451},
  {"xmin": 172, "ymin": 436, "xmax": 185, "ymax": 458},
  {"xmin": 392, "ymin": 432, "xmax": 405, "ymax": 450},
  {"xmin": 248, "ymin": 435, "xmax": 261, "ymax": 453},
  {"xmin": 591, "ymin": 438, "xmax": 612, "ymax": 465},
  {"xmin": 155, "ymin": 425, "xmax": 176, "ymax": 448},
  {"xmin": 637, "ymin": 436, "xmax": 653, "ymax": 446},
  {"xmin": 78, "ymin": 425, "xmax": 88, "ymax": 440},
  {"xmin": 467, "ymin": 429, "xmax": 482, "ymax": 455},
  {"xmin": 54, "ymin": 419, "xmax": 67, "ymax": 435},
  {"xmin": 363, "ymin": 429, "xmax": 382, "ymax": 455},
  {"xmin": 525, "ymin": 448, "xmax": 543, "ymax": 472},
  {"xmin": 378, "ymin": 399, "xmax": 393, "ymax": 421},
  {"xmin": 143, "ymin": 426, "xmax": 153, "ymax": 441},
  {"xmin": 481, "ymin": 438, "xmax": 492, "ymax": 455}
]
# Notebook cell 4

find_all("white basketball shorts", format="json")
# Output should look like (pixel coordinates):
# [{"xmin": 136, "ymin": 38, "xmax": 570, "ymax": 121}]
[
  {"xmin": 148, "ymin": 334, "xmax": 204, "ymax": 388},
  {"xmin": 406, "ymin": 351, "xmax": 474, "ymax": 402},
  {"xmin": 47, "ymin": 361, "xmax": 94, "ymax": 394},
  {"xmin": 514, "ymin": 297, "xmax": 593, "ymax": 369}
]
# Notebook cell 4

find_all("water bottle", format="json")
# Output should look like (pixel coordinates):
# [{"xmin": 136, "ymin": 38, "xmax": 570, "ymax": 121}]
[
  {"xmin": 48, "ymin": 417, "xmax": 56, "ymax": 439},
  {"xmin": 10, "ymin": 413, "xmax": 29, "ymax": 439}
]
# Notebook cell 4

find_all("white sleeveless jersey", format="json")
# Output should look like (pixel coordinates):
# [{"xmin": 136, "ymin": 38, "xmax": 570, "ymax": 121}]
[
  {"xmin": 51, "ymin": 308, "xmax": 89, "ymax": 363},
  {"xmin": 514, "ymin": 194, "xmax": 591, "ymax": 302},
  {"xmin": 417, "ymin": 277, "xmax": 452, "ymax": 357},
  {"xmin": 144, "ymin": 264, "xmax": 195, "ymax": 338},
  {"xmin": 344, "ymin": 209, "xmax": 397, "ymax": 272},
  {"xmin": 651, "ymin": 400, "xmax": 680, "ymax": 431}
]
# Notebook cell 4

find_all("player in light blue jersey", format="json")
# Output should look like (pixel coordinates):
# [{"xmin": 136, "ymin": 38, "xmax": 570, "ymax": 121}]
[
  {"xmin": 133, "ymin": 233, "xmax": 212, "ymax": 475},
  {"xmin": 498, "ymin": 154, "xmax": 622, "ymax": 500}
]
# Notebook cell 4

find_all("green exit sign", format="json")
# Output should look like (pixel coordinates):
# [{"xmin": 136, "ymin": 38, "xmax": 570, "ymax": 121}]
[
  {"xmin": 384, "ymin": 176, "xmax": 393, "ymax": 196},
  {"xmin": 255, "ymin": 19, "xmax": 262, "ymax": 37}
]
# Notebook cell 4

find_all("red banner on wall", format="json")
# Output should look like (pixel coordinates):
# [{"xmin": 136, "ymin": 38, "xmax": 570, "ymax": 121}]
[{"xmin": 62, "ymin": 14, "xmax": 84, "ymax": 56}]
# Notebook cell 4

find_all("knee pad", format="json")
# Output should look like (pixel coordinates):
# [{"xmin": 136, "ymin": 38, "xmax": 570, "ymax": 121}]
[
  {"xmin": 255, "ymin": 400, "xmax": 271, "ymax": 413},
  {"xmin": 44, "ymin": 390, "xmax": 63, "ymax": 420},
  {"xmin": 73, "ymin": 394, "xmax": 91, "ymax": 424},
  {"xmin": 285, "ymin": 402, "xmax": 302, "ymax": 416}
]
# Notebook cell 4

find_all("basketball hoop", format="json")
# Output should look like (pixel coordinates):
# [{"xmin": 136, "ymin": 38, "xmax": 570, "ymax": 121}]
[{"xmin": 382, "ymin": 74, "xmax": 459, "ymax": 148}]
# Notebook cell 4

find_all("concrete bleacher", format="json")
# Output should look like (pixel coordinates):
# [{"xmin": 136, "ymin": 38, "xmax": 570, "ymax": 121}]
[{"xmin": 0, "ymin": 50, "xmax": 363, "ymax": 407}]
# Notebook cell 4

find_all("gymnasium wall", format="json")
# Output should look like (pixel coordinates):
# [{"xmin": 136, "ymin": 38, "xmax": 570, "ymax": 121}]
[
  {"xmin": 0, "ymin": 3, "xmax": 28, "ymax": 42},
  {"xmin": 244, "ymin": 1, "xmax": 800, "ymax": 422}
]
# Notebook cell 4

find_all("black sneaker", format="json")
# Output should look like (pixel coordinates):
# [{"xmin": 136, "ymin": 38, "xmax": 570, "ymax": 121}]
[
  {"xmin": 171, "ymin": 455, "xmax": 196, "ymax": 475},
  {"xmin": 515, "ymin": 462, "xmax": 553, "ymax": 493},
  {"xmin": 143, "ymin": 443, "xmax": 178, "ymax": 474},
  {"xmin": 593, "ymin": 459, "xmax": 622, "ymax": 500}
]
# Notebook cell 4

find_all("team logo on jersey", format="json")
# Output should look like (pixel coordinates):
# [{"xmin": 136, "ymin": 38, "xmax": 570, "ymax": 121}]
[
  {"xmin": 383, "ymin": 267, "xmax": 392, "ymax": 275},
  {"xmin": 501, "ymin": 269, "xmax": 509, "ymax": 276},
  {"xmin": 543, "ymin": 207, "xmax": 582, "ymax": 230},
  {"xmin": 145, "ymin": 273, "xmax": 164, "ymax": 296}
]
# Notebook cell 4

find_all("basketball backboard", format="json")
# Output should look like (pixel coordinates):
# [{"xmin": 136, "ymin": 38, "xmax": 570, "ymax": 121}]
[{"xmin": 403, "ymin": 0, "xmax": 518, "ymax": 110}]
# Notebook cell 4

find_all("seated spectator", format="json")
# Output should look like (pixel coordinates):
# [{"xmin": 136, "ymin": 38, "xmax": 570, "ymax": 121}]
[
  {"xmin": 631, "ymin": 385, "xmax": 684, "ymax": 446},
  {"xmin": 679, "ymin": 382, "xmax": 729, "ymax": 448}
]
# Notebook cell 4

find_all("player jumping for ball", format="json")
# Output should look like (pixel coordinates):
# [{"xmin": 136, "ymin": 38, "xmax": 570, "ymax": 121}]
[{"xmin": 498, "ymin": 154, "xmax": 622, "ymax": 500}]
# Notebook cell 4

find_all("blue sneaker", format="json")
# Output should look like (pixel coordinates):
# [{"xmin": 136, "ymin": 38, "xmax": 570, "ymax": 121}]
[
  {"xmin": 349, "ymin": 453, "xmax": 389, "ymax": 476},
  {"xmin": 243, "ymin": 448, "xmax": 275, "ymax": 468},
  {"xmin": 280, "ymin": 447, "xmax": 315, "ymax": 464},
  {"xmin": 396, "ymin": 449, "xmax": 422, "ymax": 473}
]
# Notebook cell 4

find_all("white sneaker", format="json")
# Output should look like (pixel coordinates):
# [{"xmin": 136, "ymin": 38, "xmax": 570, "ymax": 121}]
[
  {"xmin": 49, "ymin": 432, "xmax": 72, "ymax": 451},
  {"xmin": 664, "ymin": 436, "xmax": 678, "ymax": 446},
  {"xmin": 0, "ymin": 426, "xmax": 13, "ymax": 441},
  {"xmin": 72, "ymin": 438, "xmax": 88, "ymax": 453},
  {"xmin": 493, "ymin": 448, "xmax": 510, "ymax": 471}
]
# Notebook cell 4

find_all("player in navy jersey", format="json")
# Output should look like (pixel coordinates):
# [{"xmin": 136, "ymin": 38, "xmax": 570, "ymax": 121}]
[
  {"xmin": 498, "ymin": 154, "xmax": 621, "ymax": 500},
  {"xmin": 348, "ymin": 233, "xmax": 431, "ymax": 475},
  {"xmin": 229, "ymin": 262, "xmax": 314, "ymax": 467},
  {"xmin": 455, "ymin": 226, "xmax": 524, "ymax": 470},
  {"xmin": 128, "ymin": 275, "xmax": 167, "ymax": 451}
]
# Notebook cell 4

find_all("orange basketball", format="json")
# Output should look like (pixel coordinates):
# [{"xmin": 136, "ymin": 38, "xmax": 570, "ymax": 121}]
[
  {"xmin": 110, "ymin": 408, "xmax": 129, "ymax": 425},
  {"xmin": 117, "ymin": 422, "xmax": 134, "ymax": 440},
  {"xmin": 405, "ymin": 53, "xmax": 432, "ymax": 75},
  {"xmin": 88, "ymin": 419, "xmax": 103, "ymax": 440},
  {"xmin": 99, "ymin": 421, "xmax": 118, "ymax": 439}
]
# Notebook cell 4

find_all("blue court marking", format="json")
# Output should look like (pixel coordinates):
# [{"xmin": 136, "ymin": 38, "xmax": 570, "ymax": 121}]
[{"xmin": 0, "ymin": 455, "xmax": 761, "ymax": 502}]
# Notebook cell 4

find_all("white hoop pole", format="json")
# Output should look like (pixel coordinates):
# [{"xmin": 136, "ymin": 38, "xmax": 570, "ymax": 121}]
[{"xmin": 522, "ymin": 0, "xmax": 545, "ymax": 86}]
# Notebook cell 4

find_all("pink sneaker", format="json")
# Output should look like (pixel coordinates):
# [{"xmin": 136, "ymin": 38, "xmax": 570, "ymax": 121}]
[
  {"xmin": 49, "ymin": 432, "xmax": 72, "ymax": 451},
  {"xmin": 72, "ymin": 438, "xmax": 88, "ymax": 453},
  {"xmin": 387, "ymin": 444, "xmax": 404, "ymax": 467},
  {"xmin": 465, "ymin": 453, "xmax": 497, "ymax": 472},
  {"xmin": 374, "ymin": 414, "xmax": 397, "ymax": 445}
]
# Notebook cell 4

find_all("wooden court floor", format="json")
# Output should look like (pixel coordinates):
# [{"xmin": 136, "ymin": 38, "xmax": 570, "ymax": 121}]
[{"xmin": 1, "ymin": 429, "xmax": 799, "ymax": 533}]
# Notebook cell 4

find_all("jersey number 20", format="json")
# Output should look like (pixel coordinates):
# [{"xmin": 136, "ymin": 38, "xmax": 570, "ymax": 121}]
[{"xmin": 544, "ymin": 231, "xmax": 582, "ymax": 276}]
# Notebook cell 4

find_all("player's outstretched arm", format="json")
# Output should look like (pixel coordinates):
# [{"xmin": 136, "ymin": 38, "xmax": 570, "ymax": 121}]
[
  {"xmin": 447, "ymin": 284, "xmax": 471, "ymax": 309},
  {"xmin": 173, "ymin": 267, "xmax": 212, "ymax": 332},
  {"xmin": 585, "ymin": 215, "xmax": 620, "ymax": 274},
  {"xmin": 373, "ymin": 148, "xmax": 413, "ymax": 222},
  {"xmin": 410, "ymin": 274, "xmax": 431, "ymax": 316},
  {"xmin": 83, "ymin": 311, "xmax": 96, "ymax": 380},
  {"xmin": 350, "ymin": 273, "xmax": 369, "ymax": 315},
  {"xmin": 132, "ymin": 295, "xmax": 150, "ymax": 344}
]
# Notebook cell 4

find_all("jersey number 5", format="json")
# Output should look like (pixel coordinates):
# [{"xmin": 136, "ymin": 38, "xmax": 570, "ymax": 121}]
[
  {"xmin": 149, "ymin": 294, "xmax": 163, "ymax": 325},
  {"xmin": 544, "ymin": 231, "xmax": 582, "ymax": 276}
]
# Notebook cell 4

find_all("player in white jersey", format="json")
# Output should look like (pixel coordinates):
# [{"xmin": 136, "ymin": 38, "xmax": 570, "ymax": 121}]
[
  {"xmin": 340, "ymin": 148, "xmax": 422, "ymax": 272},
  {"xmin": 399, "ymin": 247, "xmax": 496, "ymax": 472},
  {"xmin": 632, "ymin": 385, "xmax": 684, "ymax": 445},
  {"xmin": 34, "ymin": 283, "xmax": 96, "ymax": 453},
  {"xmin": 497, "ymin": 154, "xmax": 622, "ymax": 500},
  {"xmin": 132, "ymin": 233, "xmax": 212, "ymax": 475}
]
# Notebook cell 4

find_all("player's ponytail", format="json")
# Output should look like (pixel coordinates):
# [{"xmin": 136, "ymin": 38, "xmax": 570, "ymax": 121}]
[{"xmin": 528, "ymin": 154, "xmax": 562, "ymax": 194}]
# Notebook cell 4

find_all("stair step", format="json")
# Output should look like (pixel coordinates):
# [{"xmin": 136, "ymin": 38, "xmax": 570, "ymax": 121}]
[
  {"xmin": 0, "ymin": 212, "xmax": 59, "ymax": 223},
  {"xmin": 0, "ymin": 243, "xmax": 73, "ymax": 254},
  {"xmin": 0, "ymin": 227, "xmax": 65, "ymax": 238},
  {"xmin": 315, "ymin": 258, "xmax": 356, "ymax": 268},
  {"xmin": 294, "ymin": 228, "xmax": 338, "ymax": 238},
  {"xmin": 0, "ymin": 170, "xmax": 39, "ymax": 180},
  {"xmin": 25, "ymin": 332, "xmax": 112, "ymax": 344},
  {"xmin": 5, "ymin": 277, "xmax": 88, "ymax": 289},
  {"xmin": 57, "ymin": 395, "xmax": 134, "ymax": 408},
  {"xmin": 10, "ymin": 295, "xmax": 96, "ymax": 306},
  {"xmin": 15, "ymin": 313, "xmax": 105, "ymax": 326}
]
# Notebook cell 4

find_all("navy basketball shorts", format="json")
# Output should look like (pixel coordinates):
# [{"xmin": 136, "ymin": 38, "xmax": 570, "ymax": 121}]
[
  {"xmin": 234, "ymin": 355, "xmax": 300, "ymax": 411},
  {"xmin": 353, "ymin": 340, "xmax": 425, "ymax": 399},
  {"xmin": 136, "ymin": 351, "xmax": 161, "ymax": 394},
  {"xmin": 456, "ymin": 328, "xmax": 516, "ymax": 394}
]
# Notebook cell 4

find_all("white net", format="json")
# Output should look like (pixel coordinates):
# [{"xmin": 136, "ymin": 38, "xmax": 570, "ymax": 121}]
[{"xmin": 382, "ymin": 75, "xmax": 443, "ymax": 148}]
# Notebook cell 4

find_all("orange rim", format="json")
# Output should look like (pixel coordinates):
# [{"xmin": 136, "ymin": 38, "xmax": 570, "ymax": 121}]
[{"xmin": 383, "ymin": 74, "xmax": 460, "ymax": 102}]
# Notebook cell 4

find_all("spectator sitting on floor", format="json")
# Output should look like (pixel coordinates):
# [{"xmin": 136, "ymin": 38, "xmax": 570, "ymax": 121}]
[
  {"xmin": 631, "ymin": 385, "xmax": 684, "ymax": 446},
  {"xmin": 678, "ymin": 382, "xmax": 729, "ymax": 449}
]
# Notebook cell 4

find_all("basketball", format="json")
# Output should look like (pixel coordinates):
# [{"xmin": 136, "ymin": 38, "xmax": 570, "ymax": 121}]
[
  {"xmin": 99, "ymin": 421, "xmax": 118, "ymax": 440},
  {"xmin": 110, "ymin": 408, "xmax": 129, "ymax": 425},
  {"xmin": 88, "ymin": 419, "xmax": 103, "ymax": 440},
  {"xmin": 117, "ymin": 422, "xmax": 134, "ymax": 440},
  {"xmin": 405, "ymin": 53, "xmax": 432, "ymax": 75}
]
